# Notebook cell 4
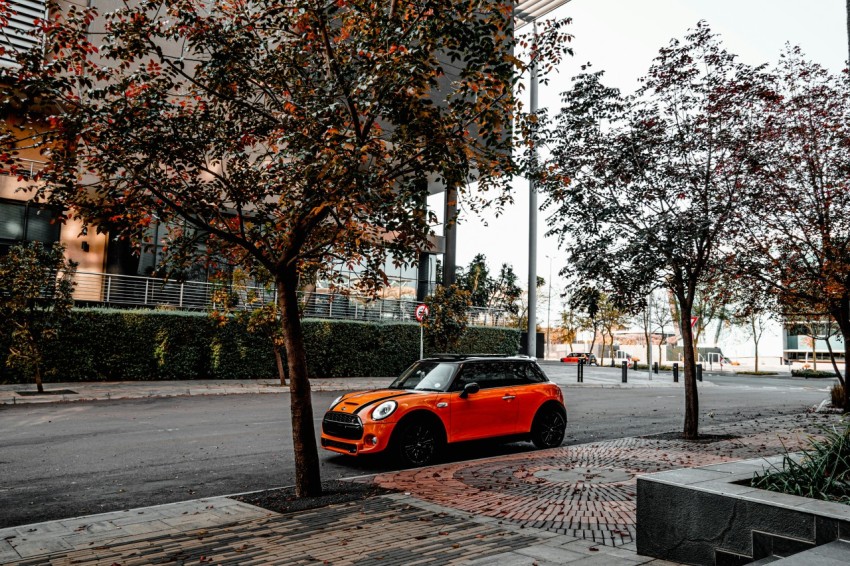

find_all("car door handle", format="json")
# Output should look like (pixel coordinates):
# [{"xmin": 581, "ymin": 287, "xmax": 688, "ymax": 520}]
[{"xmin": 502, "ymin": 395, "xmax": 515, "ymax": 400}]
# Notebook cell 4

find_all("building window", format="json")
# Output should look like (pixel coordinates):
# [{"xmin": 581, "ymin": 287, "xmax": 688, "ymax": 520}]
[
  {"xmin": 0, "ymin": 198, "xmax": 60, "ymax": 253},
  {"xmin": 0, "ymin": 0, "xmax": 47, "ymax": 68}
]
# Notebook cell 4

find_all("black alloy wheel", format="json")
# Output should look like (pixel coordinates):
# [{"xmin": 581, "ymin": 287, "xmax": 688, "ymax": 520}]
[
  {"xmin": 531, "ymin": 405, "xmax": 567, "ymax": 449},
  {"xmin": 396, "ymin": 420, "xmax": 439, "ymax": 467}
]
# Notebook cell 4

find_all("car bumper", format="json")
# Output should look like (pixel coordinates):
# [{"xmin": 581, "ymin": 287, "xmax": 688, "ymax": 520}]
[{"xmin": 320, "ymin": 421, "xmax": 395, "ymax": 456}]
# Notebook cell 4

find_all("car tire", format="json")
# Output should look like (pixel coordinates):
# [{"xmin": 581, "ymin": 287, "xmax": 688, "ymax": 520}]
[
  {"xmin": 393, "ymin": 417, "xmax": 442, "ymax": 468},
  {"xmin": 531, "ymin": 404, "xmax": 567, "ymax": 449}
]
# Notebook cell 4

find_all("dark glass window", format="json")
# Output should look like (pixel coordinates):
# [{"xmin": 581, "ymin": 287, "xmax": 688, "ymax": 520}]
[
  {"xmin": 452, "ymin": 362, "xmax": 513, "ymax": 390},
  {"xmin": 506, "ymin": 362, "xmax": 547, "ymax": 385},
  {"xmin": 0, "ymin": 199, "xmax": 60, "ymax": 253}
]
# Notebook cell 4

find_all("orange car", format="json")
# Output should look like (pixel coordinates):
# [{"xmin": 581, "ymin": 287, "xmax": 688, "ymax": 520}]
[{"xmin": 321, "ymin": 355, "xmax": 567, "ymax": 467}]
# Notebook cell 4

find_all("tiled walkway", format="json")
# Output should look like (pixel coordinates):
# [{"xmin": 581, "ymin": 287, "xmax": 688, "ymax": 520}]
[{"xmin": 367, "ymin": 413, "xmax": 840, "ymax": 547}]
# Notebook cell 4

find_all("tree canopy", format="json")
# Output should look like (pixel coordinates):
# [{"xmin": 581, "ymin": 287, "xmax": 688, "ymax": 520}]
[
  {"xmin": 736, "ymin": 49, "xmax": 850, "ymax": 406},
  {"xmin": 1, "ymin": 0, "xmax": 571, "ymax": 494},
  {"xmin": 538, "ymin": 23, "xmax": 771, "ymax": 437}
]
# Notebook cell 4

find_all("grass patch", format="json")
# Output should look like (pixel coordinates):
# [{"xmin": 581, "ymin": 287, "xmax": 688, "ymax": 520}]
[{"xmin": 751, "ymin": 420, "xmax": 850, "ymax": 504}]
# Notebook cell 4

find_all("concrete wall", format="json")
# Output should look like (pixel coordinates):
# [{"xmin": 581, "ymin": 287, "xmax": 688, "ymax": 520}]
[{"xmin": 637, "ymin": 457, "xmax": 850, "ymax": 565}]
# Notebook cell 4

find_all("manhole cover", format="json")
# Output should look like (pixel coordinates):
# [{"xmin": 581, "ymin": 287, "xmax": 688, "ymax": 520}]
[{"xmin": 534, "ymin": 467, "xmax": 633, "ymax": 484}]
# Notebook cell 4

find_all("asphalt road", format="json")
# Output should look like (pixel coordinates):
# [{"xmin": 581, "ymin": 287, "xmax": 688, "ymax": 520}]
[{"xmin": 0, "ymin": 376, "xmax": 831, "ymax": 528}]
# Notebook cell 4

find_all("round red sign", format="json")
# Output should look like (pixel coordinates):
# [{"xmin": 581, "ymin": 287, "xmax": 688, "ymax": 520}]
[{"xmin": 415, "ymin": 304, "xmax": 430, "ymax": 322}]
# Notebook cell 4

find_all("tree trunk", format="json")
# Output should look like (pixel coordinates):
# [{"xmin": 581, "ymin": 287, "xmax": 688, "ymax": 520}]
[
  {"xmin": 274, "ymin": 345, "xmax": 287, "ymax": 387},
  {"xmin": 812, "ymin": 334, "xmax": 818, "ymax": 371},
  {"xmin": 752, "ymin": 319, "xmax": 759, "ymax": 373},
  {"xmin": 277, "ymin": 269, "xmax": 322, "ymax": 497},
  {"xmin": 677, "ymin": 292, "xmax": 699, "ymax": 439},
  {"xmin": 844, "ymin": 335, "xmax": 850, "ymax": 412}
]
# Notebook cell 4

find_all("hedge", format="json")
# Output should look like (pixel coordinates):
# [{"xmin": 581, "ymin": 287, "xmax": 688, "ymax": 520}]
[
  {"xmin": 791, "ymin": 368, "xmax": 840, "ymax": 378},
  {"xmin": 0, "ymin": 309, "xmax": 520, "ymax": 383}
]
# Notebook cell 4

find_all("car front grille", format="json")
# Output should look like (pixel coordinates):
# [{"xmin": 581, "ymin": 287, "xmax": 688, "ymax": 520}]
[{"xmin": 322, "ymin": 411, "xmax": 363, "ymax": 440}]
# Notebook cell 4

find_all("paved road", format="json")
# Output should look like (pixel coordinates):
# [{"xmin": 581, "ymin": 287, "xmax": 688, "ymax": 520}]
[{"xmin": 0, "ymin": 377, "xmax": 830, "ymax": 528}]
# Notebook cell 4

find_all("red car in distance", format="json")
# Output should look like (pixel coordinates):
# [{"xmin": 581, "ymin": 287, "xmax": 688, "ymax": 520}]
[{"xmin": 560, "ymin": 352, "xmax": 598, "ymax": 365}]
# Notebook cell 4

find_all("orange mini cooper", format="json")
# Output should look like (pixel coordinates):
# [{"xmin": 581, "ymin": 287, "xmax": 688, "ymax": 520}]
[{"xmin": 321, "ymin": 355, "xmax": 566, "ymax": 467}]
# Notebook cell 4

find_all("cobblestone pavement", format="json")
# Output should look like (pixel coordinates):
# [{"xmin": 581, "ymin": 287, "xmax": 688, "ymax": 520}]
[
  {"xmin": 0, "ymin": 412, "xmax": 841, "ymax": 565},
  {"xmin": 365, "ymin": 413, "xmax": 844, "ymax": 548}
]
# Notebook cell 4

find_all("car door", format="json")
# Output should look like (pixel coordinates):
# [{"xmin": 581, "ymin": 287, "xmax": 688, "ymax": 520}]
[
  {"xmin": 508, "ymin": 362, "xmax": 551, "ymax": 433},
  {"xmin": 448, "ymin": 361, "xmax": 519, "ymax": 442}
]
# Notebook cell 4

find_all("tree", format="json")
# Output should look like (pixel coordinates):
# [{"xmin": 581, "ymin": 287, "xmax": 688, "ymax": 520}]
[
  {"xmin": 736, "ymin": 49, "xmax": 850, "ymax": 409},
  {"xmin": 456, "ymin": 254, "xmax": 490, "ymax": 308},
  {"xmin": 0, "ymin": 242, "xmax": 76, "ymax": 393},
  {"xmin": 511, "ymin": 275, "xmax": 545, "ymax": 330},
  {"xmin": 539, "ymin": 24, "xmax": 767, "ymax": 438},
  {"xmin": 559, "ymin": 303, "xmax": 581, "ymax": 347},
  {"xmin": 598, "ymin": 294, "xmax": 627, "ymax": 365},
  {"xmin": 423, "ymin": 284, "xmax": 471, "ymax": 352},
  {"xmin": 489, "ymin": 263, "xmax": 523, "ymax": 317},
  {"xmin": 3, "ymin": 0, "xmax": 571, "ymax": 495},
  {"xmin": 649, "ymin": 293, "xmax": 673, "ymax": 365},
  {"xmin": 456, "ymin": 255, "xmax": 522, "ymax": 322}
]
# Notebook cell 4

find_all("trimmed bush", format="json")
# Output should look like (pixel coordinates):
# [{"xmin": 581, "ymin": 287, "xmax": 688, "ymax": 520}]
[
  {"xmin": 792, "ymin": 368, "xmax": 840, "ymax": 378},
  {"xmin": 0, "ymin": 309, "xmax": 519, "ymax": 383}
]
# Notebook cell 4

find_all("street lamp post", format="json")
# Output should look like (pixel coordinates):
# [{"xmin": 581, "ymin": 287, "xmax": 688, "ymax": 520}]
[
  {"xmin": 546, "ymin": 254, "xmax": 552, "ymax": 359},
  {"xmin": 515, "ymin": 0, "xmax": 573, "ymax": 358}
]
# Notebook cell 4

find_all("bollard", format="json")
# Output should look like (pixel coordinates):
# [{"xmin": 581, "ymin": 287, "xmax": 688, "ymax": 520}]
[
  {"xmin": 652, "ymin": 361, "xmax": 659, "ymax": 374},
  {"xmin": 621, "ymin": 360, "xmax": 628, "ymax": 383},
  {"xmin": 697, "ymin": 363, "xmax": 703, "ymax": 382},
  {"xmin": 578, "ymin": 359, "xmax": 584, "ymax": 383},
  {"xmin": 673, "ymin": 363, "xmax": 679, "ymax": 383}
]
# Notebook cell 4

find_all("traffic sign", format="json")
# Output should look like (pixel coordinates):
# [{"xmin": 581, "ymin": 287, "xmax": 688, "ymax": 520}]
[{"xmin": 415, "ymin": 304, "xmax": 430, "ymax": 322}]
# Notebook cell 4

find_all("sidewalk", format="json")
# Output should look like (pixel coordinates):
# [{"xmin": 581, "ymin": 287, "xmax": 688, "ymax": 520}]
[
  {"xmin": 0, "ymin": 412, "xmax": 840, "ymax": 565},
  {"xmin": 0, "ymin": 367, "xmax": 716, "ymax": 406}
]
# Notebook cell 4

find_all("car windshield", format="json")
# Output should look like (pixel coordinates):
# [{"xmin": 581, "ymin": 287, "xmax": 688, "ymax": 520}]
[{"xmin": 389, "ymin": 361, "xmax": 455, "ymax": 392}]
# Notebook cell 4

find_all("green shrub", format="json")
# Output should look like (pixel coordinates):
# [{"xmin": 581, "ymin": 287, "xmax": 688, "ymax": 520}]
[
  {"xmin": 751, "ymin": 420, "xmax": 850, "ymax": 504},
  {"xmin": 1, "ymin": 309, "xmax": 519, "ymax": 383},
  {"xmin": 792, "ymin": 369, "xmax": 839, "ymax": 378}
]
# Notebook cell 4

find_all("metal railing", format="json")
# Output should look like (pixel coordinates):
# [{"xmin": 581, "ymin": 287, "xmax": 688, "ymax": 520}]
[
  {"xmin": 1, "ymin": 158, "xmax": 47, "ymax": 179},
  {"xmin": 71, "ymin": 271, "xmax": 514, "ymax": 327}
]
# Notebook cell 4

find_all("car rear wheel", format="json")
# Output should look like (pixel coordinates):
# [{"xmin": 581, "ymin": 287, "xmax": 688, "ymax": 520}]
[
  {"xmin": 394, "ymin": 419, "xmax": 441, "ymax": 467},
  {"xmin": 531, "ymin": 405, "xmax": 566, "ymax": 449}
]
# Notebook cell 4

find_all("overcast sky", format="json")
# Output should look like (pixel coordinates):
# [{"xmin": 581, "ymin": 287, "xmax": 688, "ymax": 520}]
[{"xmin": 446, "ymin": 0, "xmax": 847, "ymax": 309}]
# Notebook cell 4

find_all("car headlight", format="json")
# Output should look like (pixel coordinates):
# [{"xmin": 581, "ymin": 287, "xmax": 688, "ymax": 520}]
[
  {"xmin": 371, "ymin": 400, "xmax": 398, "ymax": 421},
  {"xmin": 329, "ymin": 396, "xmax": 343, "ymax": 410}
]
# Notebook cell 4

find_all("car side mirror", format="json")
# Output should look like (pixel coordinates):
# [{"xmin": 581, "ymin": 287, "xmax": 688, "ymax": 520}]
[{"xmin": 459, "ymin": 382, "xmax": 480, "ymax": 399}]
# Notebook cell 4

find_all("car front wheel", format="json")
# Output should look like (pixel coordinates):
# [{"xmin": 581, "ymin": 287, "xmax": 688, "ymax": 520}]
[
  {"xmin": 531, "ymin": 405, "xmax": 567, "ymax": 449},
  {"xmin": 394, "ymin": 419, "xmax": 441, "ymax": 467}
]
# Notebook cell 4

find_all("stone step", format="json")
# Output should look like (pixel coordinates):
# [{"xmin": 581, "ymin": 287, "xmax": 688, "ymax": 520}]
[{"xmin": 766, "ymin": 540, "xmax": 850, "ymax": 565}]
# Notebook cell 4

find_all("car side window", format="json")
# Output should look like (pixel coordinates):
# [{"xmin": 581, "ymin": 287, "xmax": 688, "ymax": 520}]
[
  {"xmin": 527, "ymin": 363, "xmax": 548, "ymax": 383},
  {"xmin": 505, "ymin": 362, "xmax": 529, "ymax": 386},
  {"xmin": 453, "ymin": 362, "xmax": 511, "ymax": 390},
  {"xmin": 506, "ymin": 362, "xmax": 547, "ymax": 385}
]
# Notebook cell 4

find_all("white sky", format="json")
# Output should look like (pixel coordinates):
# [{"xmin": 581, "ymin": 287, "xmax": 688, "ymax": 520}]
[{"xmin": 446, "ymin": 0, "xmax": 847, "ymax": 308}]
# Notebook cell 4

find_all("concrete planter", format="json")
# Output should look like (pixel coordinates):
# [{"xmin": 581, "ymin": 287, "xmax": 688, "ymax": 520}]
[{"xmin": 637, "ymin": 455, "xmax": 850, "ymax": 565}]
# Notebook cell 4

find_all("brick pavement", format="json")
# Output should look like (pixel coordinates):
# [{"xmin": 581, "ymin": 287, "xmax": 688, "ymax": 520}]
[{"xmin": 365, "ymin": 413, "xmax": 843, "ymax": 548}]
